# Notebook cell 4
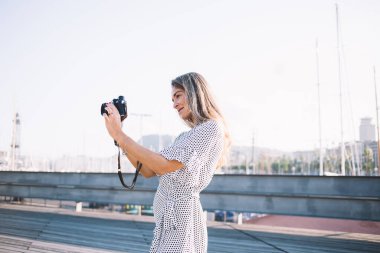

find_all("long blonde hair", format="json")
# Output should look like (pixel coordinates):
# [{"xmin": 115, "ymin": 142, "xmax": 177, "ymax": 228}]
[{"xmin": 172, "ymin": 72, "xmax": 231, "ymax": 168}]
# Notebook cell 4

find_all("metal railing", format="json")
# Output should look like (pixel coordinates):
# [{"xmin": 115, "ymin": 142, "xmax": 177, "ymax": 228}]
[{"xmin": 0, "ymin": 171, "xmax": 379, "ymax": 220}]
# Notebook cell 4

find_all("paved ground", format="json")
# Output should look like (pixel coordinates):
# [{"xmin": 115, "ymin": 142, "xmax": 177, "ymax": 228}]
[
  {"xmin": 0, "ymin": 203, "xmax": 380, "ymax": 253},
  {"xmin": 247, "ymin": 215, "xmax": 380, "ymax": 235}
]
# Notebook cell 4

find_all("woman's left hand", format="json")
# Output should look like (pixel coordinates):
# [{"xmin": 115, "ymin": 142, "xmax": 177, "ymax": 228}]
[{"xmin": 103, "ymin": 103, "xmax": 123, "ymax": 141}]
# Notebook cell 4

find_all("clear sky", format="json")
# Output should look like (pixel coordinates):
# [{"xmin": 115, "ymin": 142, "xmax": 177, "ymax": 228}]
[{"xmin": 0, "ymin": 0, "xmax": 379, "ymax": 158}]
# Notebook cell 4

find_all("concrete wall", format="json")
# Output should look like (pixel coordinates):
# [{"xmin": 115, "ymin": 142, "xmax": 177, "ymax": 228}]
[{"xmin": 1, "ymin": 172, "xmax": 379, "ymax": 220}]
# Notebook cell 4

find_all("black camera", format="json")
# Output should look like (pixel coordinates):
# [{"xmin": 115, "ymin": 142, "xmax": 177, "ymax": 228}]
[
  {"xmin": 101, "ymin": 95, "xmax": 139, "ymax": 190},
  {"xmin": 101, "ymin": 96, "xmax": 128, "ymax": 121}
]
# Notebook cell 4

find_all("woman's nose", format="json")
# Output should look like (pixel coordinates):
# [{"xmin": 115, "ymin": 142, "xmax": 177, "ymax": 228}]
[{"xmin": 173, "ymin": 100, "xmax": 178, "ymax": 109}]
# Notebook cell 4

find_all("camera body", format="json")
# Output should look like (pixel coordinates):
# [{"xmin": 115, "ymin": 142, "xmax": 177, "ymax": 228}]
[{"xmin": 101, "ymin": 96, "xmax": 128, "ymax": 121}]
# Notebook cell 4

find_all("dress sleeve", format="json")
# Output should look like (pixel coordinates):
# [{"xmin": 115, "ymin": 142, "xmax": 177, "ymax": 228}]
[{"xmin": 159, "ymin": 120, "xmax": 224, "ymax": 168}]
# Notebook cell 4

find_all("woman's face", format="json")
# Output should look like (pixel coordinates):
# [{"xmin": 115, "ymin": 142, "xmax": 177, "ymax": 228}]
[{"xmin": 172, "ymin": 86, "xmax": 192, "ymax": 121}]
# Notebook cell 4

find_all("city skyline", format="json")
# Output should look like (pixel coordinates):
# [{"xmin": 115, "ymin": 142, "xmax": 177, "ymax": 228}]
[{"xmin": 0, "ymin": 0, "xmax": 379, "ymax": 158}]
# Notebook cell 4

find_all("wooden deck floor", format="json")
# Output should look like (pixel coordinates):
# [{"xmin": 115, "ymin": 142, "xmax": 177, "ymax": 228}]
[{"xmin": 0, "ymin": 203, "xmax": 379, "ymax": 253}]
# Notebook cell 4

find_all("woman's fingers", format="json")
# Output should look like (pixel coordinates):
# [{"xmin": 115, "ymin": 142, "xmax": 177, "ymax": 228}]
[
  {"xmin": 105, "ymin": 103, "xmax": 113, "ymax": 115},
  {"xmin": 105, "ymin": 108, "xmax": 113, "ymax": 116},
  {"xmin": 105, "ymin": 103, "xmax": 121, "ymax": 118}
]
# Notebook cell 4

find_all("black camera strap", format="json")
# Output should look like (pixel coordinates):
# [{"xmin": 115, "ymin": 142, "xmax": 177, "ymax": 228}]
[{"xmin": 117, "ymin": 148, "xmax": 142, "ymax": 190}]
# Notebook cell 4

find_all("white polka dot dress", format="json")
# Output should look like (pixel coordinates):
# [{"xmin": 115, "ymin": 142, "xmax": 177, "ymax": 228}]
[{"xmin": 149, "ymin": 119, "xmax": 224, "ymax": 253}]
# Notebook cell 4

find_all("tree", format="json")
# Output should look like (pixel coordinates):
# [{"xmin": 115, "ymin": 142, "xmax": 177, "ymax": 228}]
[
  {"xmin": 271, "ymin": 161, "xmax": 279, "ymax": 174},
  {"xmin": 279, "ymin": 156, "xmax": 290, "ymax": 174},
  {"xmin": 363, "ymin": 147, "xmax": 374, "ymax": 175}
]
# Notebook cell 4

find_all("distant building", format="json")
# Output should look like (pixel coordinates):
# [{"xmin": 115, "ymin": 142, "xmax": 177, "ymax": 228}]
[
  {"xmin": 360, "ymin": 117, "xmax": 376, "ymax": 142},
  {"xmin": 139, "ymin": 134, "xmax": 176, "ymax": 152},
  {"xmin": 0, "ymin": 151, "xmax": 7, "ymax": 158},
  {"xmin": 0, "ymin": 150, "xmax": 7, "ymax": 167}
]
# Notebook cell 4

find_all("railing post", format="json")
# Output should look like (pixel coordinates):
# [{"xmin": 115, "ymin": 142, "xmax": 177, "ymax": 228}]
[
  {"xmin": 76, "ymin": 202, "xmax": 82, "ymax": 212},
  {"xmin": 237, "ymin": 213, "xmax": 243, "ymax": 225}
]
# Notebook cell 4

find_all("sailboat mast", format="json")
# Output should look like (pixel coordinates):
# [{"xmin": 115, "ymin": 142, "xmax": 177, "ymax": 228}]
[
  {"xmin": 336, "ymin": 4, "xmax": 345, "ymax": 175},
  {"xmin": 251, "ymin": 131, "xmax": 255, "ymax": 174},
  {"xmin": 374, "ymin": 66, "xmax": 380, "ymax": 172},
  {"xmin": 315, "ymin": 38, "xmax": 323, "ymax": 176}
]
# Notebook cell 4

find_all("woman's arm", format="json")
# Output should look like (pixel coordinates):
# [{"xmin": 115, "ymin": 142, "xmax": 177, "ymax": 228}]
[
  {"xmin": 104, "ymin": 103, "xmax": 183, "ymax": 176},
  {"xmin": 117, "ymin": 132, "xmax": 183, "ymax": 176},
  {"xmin": 123, "ymin": 151, "xmax": 156, "ymax": 178}
]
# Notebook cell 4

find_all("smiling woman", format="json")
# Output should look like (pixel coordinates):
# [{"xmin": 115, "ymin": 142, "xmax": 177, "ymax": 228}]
[
  {"xmin": 171, "ymin": 86, "xmax": 191, "ymax": 120},
  {"xmin": 103, "ymin": 72, "xmax": 230, "ymax": 253}
]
